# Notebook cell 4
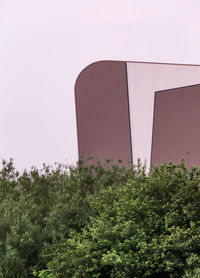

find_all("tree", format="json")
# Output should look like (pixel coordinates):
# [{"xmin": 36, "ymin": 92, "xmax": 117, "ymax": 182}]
[{"xmin": 41, "ymin": 162, "xmax": 200, "ymax": 278}]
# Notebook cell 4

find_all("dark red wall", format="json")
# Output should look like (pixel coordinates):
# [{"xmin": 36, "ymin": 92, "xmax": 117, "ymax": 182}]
[
  {"xmin": 75, "ymin": 61, "xmax": 132, "ymax": 166},
  {"xmin": 151, "ymin": 84, "xmax": 200, "ymax": 168}
]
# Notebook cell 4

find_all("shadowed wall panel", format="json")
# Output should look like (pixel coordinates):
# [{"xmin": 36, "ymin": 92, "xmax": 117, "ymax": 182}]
[
  {"xmin": 75, "ymin": 61, "xmax": 132, "ymax": 166},
  {"xmin": 151, "ymin": 84, "xmax": 200, "ymax": 168}
]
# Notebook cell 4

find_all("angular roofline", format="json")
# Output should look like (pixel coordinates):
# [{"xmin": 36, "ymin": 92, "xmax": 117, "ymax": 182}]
[
  {"xmin": 155, "ymin": 83, "xmax": 200, "ymax": 94},
  {"xmin": 126, "ymin": 60, "xmax": 200, "ymax": 66}
]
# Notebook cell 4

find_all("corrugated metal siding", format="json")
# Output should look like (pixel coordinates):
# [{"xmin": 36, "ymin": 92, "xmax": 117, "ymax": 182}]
[
  {"xmin": 151, "ymin": 84, "xmax": 200, "ymax": 168},
  {"xmin": 75, "ymin": 61, "xmax": 132, "ymax": 166}
]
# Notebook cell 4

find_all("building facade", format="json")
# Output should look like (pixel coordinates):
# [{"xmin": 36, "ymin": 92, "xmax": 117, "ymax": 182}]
[{"xmin": 75, "ymin": 60, "xmax": 200, "ymax": 168}]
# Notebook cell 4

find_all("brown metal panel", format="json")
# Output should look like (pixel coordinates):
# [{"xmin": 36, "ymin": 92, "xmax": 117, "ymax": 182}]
[
  {"xmin": 151, "ymin": 84, "xmax": 200, "ymax": 168},
  {"xmin": 75, "ymin": 61, "xmax": 132, "ymax": 166}
]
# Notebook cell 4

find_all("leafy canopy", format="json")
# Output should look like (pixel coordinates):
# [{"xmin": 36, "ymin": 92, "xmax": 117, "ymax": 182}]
[{"xmin": 0, "ymin": 159, "xmax": 200, "ymax": 278}]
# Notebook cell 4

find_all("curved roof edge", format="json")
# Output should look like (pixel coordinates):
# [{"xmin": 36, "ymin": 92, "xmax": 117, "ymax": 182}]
[
  {"xmin": 74, "ymin": 59, "xmax": 200, "ymax": 96},
  {"xmin": 74, "ymin": 60, "xmax": 124, "ymax": 95}
]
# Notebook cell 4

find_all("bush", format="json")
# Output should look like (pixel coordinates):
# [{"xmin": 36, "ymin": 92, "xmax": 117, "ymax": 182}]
[
  {"xmin": 1, "ymin": 159, "xmax": 200, "ymax": 277},
  {"xmin": 38, "ymin": 162, "xmax": 200, "ymax": 278},
  {"xmin": 0, "ymin": 158, "xmax": 137, "ymax": 277}
]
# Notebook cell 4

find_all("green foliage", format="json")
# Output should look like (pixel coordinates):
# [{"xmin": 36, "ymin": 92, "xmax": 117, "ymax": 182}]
[
  {"xmin": 39, "ymin": 162, "xmax": 200, "ymax": 278},
  {"xmin": 1, "ymin": 158, "xmax": 200, "ymax": 277},
  {"xmin": 0, "ymin": 158, "xmax": 136, "ymax": 277}
]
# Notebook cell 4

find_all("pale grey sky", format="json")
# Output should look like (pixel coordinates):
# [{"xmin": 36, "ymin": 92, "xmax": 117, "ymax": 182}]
[{"xmin": 0, "ymin": 0, "xmax": 200, "ymax": 170}]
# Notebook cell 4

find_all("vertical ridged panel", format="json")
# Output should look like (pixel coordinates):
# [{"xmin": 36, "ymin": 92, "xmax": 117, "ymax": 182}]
[
  {"xmin": 75, "ymin": 61, "xmax": 132, "ymax": 166},
  {"xmin": 151, "ymin": 84, "xmax": 200, "ymax": 168}
]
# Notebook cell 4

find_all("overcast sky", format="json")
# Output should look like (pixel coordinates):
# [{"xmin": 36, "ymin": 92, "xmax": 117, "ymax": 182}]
[{"xmin": 1, "ymin": 0, "xmax": 200, "ymax": 170}]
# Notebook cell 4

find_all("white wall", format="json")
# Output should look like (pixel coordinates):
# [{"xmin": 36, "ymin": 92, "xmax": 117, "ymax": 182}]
[{"xmin": 127, "ymin": 62, "xmax": 200, "ymax": 169}]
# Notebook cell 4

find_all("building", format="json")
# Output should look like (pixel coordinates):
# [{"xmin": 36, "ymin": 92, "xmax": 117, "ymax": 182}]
[{"xmin": 75, "ymin": 60, "xmax": 200, "ymax": 168}]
